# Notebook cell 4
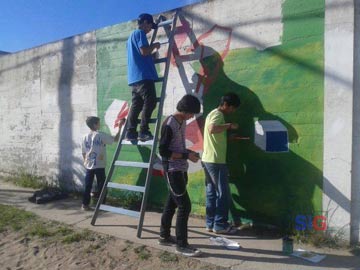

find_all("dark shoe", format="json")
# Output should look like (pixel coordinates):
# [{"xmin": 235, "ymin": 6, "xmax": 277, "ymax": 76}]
[
  {"xmin": 125, "ymin": 130, "xmax": 138, "ymax": 141},
  {"xmin": 81, "ymin": 204, "xmax": 92, "ymax": 211},
  {"xmin": 214, "ymin": 226, "xmax": 237, "ymax": 235},
  {"xmin": 158, "ymin": 236, "xmax": 176, "ymax": 246},
  {"xmin": 176, "ymin": 245, "xmax": 202, "ymax": 257},
  {"xmin": 138, "ymin": 130, "xmax": 154, "ymax": 141},
  {"xmin": 91, "ymin": 191, "xmax": 100, "ymax": 199}
]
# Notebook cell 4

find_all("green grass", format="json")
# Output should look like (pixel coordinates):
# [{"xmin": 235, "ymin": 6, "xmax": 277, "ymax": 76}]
[
  {"xmin": 134, "ymin": 245, "xmax": 152, "ymax": 260},
  {"xmin": 293, "ymin": 229, "xmax": 346, "ymax": 249},
  {"xmin": 0, "ymin": 204, "xmax": 102, "ymax": 247},
  {"xmin": 62, "ymin": 229, "xmax": 95, "ymax": 244},
  {"xmin": 159, "ymin": 251, "xmax": 178, "ymax": 262},
  {"xmin": 0, "ymin": 204, "xmax": 36, "ymax": 232},
  {"xmin": 28, "ymin": 222, "xmax": 55, "ymax": 238},
  {"xmin": 5, "ymin": 172, "xmax": 48, "ymax": 189},
  {"xmin": 105, "ymin": 191, "xmax": 142, "ymax": 210}
]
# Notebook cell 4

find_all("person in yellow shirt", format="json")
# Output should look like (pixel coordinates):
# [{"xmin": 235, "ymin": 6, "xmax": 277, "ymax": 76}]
[{"xmin": 202, "ymin": 93, "xmax": 240, "ymax": 234}]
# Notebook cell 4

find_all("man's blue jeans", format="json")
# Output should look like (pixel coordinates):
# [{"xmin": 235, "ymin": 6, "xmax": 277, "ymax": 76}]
[{"xmin": 203, "ymin": 162, "xmax": 231, "ymax": 231}]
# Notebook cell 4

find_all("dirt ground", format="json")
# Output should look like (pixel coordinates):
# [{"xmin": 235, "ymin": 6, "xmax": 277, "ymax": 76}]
[{"xmin": 0, "ymin": 217, "xmax": 227, "ymax": 270}]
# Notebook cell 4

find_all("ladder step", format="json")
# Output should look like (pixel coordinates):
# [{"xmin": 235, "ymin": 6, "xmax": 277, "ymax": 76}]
[
  {"xmin": 154, "ymin": 57, "xmax": 167, "ymax": 64},
  {"xmin": 115, "ymin": 161, "xmax": 150, "ymax": 168},
  {"xmin": 137, "ymin": 118, "xmax": 157, "ymax": 124},
  {"xmin": 155, "ymin": 77, "xmax": 164, "ymax": 83},
  {"xmin": 157, "ymin": 19, "xmax": 173, "ymax": 27},
  {"xmin": 99, "ymin": 204, "xmax": 140, "ymax": 218},
  {"xmin": 107, "ymin": 182, "xmax": 145, "ymax": 193},
  {"xmin": 122, "ymin": 140, "xmax": 154, "ymax": 146}
]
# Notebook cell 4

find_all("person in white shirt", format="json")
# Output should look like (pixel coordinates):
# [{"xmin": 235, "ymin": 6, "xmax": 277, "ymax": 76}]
[{"xmin": 81, "ymin": 116, "xmax": 124, "ymax": 210}]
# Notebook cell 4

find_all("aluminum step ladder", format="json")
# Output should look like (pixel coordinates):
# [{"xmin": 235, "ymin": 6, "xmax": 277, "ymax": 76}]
[{"xmin": 91, "ymin": 11, "xmax": 179, "ymax": 238}]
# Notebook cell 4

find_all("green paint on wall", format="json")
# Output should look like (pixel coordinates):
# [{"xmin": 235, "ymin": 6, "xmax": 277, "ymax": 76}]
[{"xmin": 95, "ymin": 0, "xmax": 325, "ymax": 229}]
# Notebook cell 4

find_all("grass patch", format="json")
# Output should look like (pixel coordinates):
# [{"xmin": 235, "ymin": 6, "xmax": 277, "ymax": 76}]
[
  {"xmin": 5, "ymin": 172, "xmax": 48, "ymax": 189},
  {"xmin": 293, "ymin": 229, "xmax": 346, "ymax": 249},
  {"xmin": 28, "ymin": 222, "xmax": 55, "ymax": 238},
  {"xmin": 104, "ymin": 191, "xmax": 142, "ymax": 211},
  {"xmin": 55, "ymin": 225, "xmax": 74, "ymax": 236},
  {"xmin": 159, "ymin": 251, "xmax": 178, "ymax": 262},
  {"xmin": 62, "ymin": 229, "xmax": 95, "ymax": 244},
  {"xmin": 134, "ymin": 245, "xmax": 151, "ymax": 260},
  {"xmin": 0, "ymin": 204, "xmax": 36, "ymax": 232}
]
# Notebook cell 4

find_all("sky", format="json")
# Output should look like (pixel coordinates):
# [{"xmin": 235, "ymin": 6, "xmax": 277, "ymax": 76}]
[{"xmin": 0, "ymin": 0, "xmax": 202, "ymax": 53}]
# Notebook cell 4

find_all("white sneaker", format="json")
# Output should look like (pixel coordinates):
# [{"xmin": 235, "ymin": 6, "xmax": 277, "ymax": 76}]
[{"xmin": 81, "ymin": 204, "xmax": 91, "ymax": 211}]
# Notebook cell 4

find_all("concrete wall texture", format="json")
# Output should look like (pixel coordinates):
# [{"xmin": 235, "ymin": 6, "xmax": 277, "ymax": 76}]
[{"xmin": 0, "ymin": 0, "xmax": 359, "ymax": 240}]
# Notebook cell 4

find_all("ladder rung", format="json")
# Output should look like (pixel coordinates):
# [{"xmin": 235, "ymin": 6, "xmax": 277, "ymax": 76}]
[
  {"xmin": 137, "ymin": 118, "xmax": 157, "ymax": 124},
  {"xmin": 122, "ymin": 140, "xmax": 154, "ymax": 146},
  {"xmin": 99, "ymin": 204, "xmax": 140, "ymax": 218},
  {"xmin": 107, "ymin": 182, "xmax": 145, "ymax": 193},
  {"xmin": 115, "ymin": 161, "xmax": 150, "ymax": 168},
  {"xmin": 157, "ymin": 19, "xmax": 173, "ymax": 27},
  {"xmin": 154, "ymin": 57, "xmax": 167, "ymax": 64},
  {"xmin": 155, "ymin": 77, "xmax": 164, "ymax": 83}
]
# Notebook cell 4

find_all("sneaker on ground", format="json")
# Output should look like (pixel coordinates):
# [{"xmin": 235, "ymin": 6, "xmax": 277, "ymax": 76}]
[
  {"xmin": 214, "ymin": 226, "xmax": 237, "ymax": 235},
  {"xmin": 81, "ymin": 204, "xmax": 91, "ymax": 211},
  {"xmin": 175, "ymin": 245, "xmax": 202, "ymax": 257},
  {"xmin": 125, "ymin": 131, "xmax": 138, "ymax": 141},
  {"xmin": 158, "ymin": 236, "xmax": 177, "ymax": 246},
  {"xmin": 206, "ymin": 227, "xmax": 213, "ymax": 232},
  {"xmin": 138, "ymin": 130, "xmax": 154, "ymax": 141},
  {"xmin": 91, "ymin": 191, "xmax": 100, "ymax": 199}
]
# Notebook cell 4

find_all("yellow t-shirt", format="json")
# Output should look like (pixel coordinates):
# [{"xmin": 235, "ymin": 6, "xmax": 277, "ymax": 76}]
[{"xmin": 202, "ymin": 108, "xmax": 227, "ymax": 164}]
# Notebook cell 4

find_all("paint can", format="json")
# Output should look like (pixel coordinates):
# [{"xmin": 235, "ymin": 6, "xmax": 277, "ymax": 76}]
[{"xmin": 282, "ymin": 236, "xmax": 293, "ymax": 254}]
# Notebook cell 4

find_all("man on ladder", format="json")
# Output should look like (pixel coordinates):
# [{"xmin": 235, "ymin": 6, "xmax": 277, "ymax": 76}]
[
  {"xmin": 125, "ymin": 13, "xmax": 160, "ymax": 142},
  {"xmin": 91, "ymin": 11, "xmax": 179, "ymax": 239}
]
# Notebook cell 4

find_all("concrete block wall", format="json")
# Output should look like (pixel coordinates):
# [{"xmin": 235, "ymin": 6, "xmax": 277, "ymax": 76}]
[
  {"xmin": 0, "ymin": 0, "xmax": 358, "ymax": 240},
  {"xmin": 0, "ymin": 32, "xmax": 97, "ymax": 190},
  {"xmin": 324, "ymin": 0, "xmax": 359, "ymax": 241}
]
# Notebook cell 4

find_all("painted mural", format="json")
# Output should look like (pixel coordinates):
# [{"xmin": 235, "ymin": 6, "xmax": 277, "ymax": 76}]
[{"xmin": 96, "ymin": 0, "xmax": 324, "ymax": 229}]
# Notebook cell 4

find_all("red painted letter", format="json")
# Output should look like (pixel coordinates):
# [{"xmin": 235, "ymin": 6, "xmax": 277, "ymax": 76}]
[{"xmin": 313, "ymin": 215, "xmax": 327, "ymax": 231}]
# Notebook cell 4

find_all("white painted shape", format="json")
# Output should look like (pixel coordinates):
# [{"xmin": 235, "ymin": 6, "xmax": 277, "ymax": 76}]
[
  {"xmin": 254, "ymin": 120, "xmax": 288, "ymax": 151},
  {"xmin": 104, "ymin": 99, "xmax": 128, "ymax": 136},
  {"xmin": 323, "ymin": 0, "xmax": 354, "ymax": 235}
]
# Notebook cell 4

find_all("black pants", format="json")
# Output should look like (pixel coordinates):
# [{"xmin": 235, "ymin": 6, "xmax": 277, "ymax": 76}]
[
  {"xmin": 127, "ymin": 80, "xmax": 157, "ymax": 132},
  {"xmin": 82, "ymin": 168, "xmax": 105, "ymax": 206},
  {"xmin": 160, "ymin": 171, "xmax": 191, "ymax": 247}
]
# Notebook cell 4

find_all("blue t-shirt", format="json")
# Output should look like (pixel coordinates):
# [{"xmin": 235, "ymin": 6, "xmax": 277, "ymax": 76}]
[{"xmin": 127, "ymin": 29, "xmax": 158, "ymax": 85}]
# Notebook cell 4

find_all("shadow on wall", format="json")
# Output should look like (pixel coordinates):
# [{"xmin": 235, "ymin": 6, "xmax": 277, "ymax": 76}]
[
  {"xmin": 164, "ymin": 10, "xmax": 327, "ymax": 229},
  {"xmin": 197, "ymin": 46, "xmax": 323, "ymax": 230},
  {"xmin": 124, "ymin": 8, "xmax": 354, "ymax": 230},
  {"xmin": 57, "ymin": 38, "xmax": 84, "ymax": 191}
]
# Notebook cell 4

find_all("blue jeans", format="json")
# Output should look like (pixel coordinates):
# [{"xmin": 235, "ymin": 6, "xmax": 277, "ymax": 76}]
[
  {"xmin": 82, "ymin": 168, "xmax": 105, "ymax": 206},
  {"xmin": 203, "ymin": 162, "xmax": 231, "ymax": 231}
]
